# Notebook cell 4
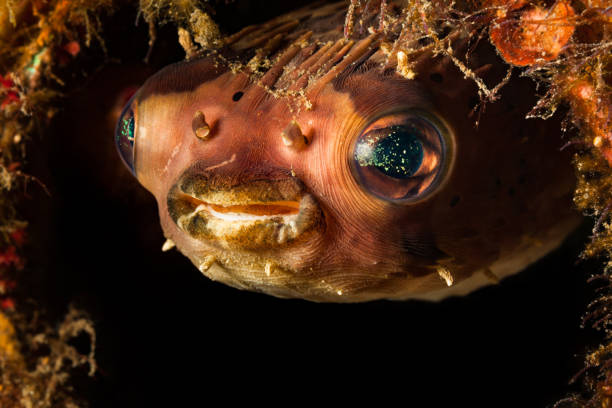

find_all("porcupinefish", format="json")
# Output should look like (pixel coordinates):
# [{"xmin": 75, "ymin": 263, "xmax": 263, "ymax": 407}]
[{"xmin": 115, "ymin": 1, "xmax": 580, "ymax": 302}]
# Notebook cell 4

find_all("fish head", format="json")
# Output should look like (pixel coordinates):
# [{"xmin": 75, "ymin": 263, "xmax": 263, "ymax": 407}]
[{"xmin": 115, "ymin": 27, "xmax": 578, "ymax": 302}]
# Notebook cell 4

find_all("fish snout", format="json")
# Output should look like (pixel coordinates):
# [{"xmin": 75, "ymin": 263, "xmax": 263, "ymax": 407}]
[{"xmin": 166, "ymin": 165, "xmax": 324, "ymax": 250}]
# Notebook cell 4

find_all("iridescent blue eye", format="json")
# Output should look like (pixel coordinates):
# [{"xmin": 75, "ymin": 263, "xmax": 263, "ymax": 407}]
[
  {"xmin": 115, "ymin": 102, "xmax": 136, "ymax": 173},
  {"xmin": 352, "ymin": 112, "xmax": 449, "ymax": 202}
]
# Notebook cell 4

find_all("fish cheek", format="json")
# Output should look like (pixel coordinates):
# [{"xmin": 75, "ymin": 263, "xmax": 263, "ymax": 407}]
[
  {"xmin": 328, "ymin": 59, "xmax": 539, "ymax": 284},
  {"xmin": 309, "ymin": 90, "xmax": 398, "ymax": 268},
  {"xmin": 308, "ymin": 86, "xmax": 445, "ymax": 280},
  {"xmin": 320, "ymin": 69, "xmax": 506, "ymax": 291}
]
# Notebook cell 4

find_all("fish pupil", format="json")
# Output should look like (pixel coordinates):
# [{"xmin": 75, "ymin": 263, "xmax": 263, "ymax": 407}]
[
  {"xmin": 358, "ymin": 125, "xmax": 424, "ymax": 178},
  {"xmin": 120, "ymin": 113, "xmax": 135, "ymax": 145},
  {"xmin": 115, "ymin": 105, "xmax": 136, "ymax": 173}
]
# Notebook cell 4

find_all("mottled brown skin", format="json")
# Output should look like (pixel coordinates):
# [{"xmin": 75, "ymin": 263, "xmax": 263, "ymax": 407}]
[{"xmin": 122, "ymin": 3, "xmax": 579, "ymax": 302}]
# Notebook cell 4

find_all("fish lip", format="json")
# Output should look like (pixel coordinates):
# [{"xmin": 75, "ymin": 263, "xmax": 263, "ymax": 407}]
[{"xmin": 166, "ymin": 171, "xmax": 323, "ymax": 249}]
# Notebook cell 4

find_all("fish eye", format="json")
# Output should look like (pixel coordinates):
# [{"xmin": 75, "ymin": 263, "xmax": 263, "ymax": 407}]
[
  {"xmin": 352, "ymin": 111, "xmax": 450, "ymax": 202},
  {"xmin": 115, "ymin": 100, "xmax": 137, "ymax": 173}
]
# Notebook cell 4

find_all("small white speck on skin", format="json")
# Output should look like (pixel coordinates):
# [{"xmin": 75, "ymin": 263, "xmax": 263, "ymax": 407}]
[
  {"xmin": 198, "ymin": 255, "xmax": 216, "ymax": 273},
  {"xmin": 163, "ymin": 144, "xmax": 181, "ymax": 175},
  {"xmin": 161, "ymin": 239, "xmax": 175, "ymax": 252},
  {"xmin": 437, "ymin": 266, "xmax": 454, "ymax": 287},
  {"xmin": 204, "ymin": 153, "xmax": 237, "ymax": 171},
  {"xmin": 265, "ymin": 261, "xmax": 273, "ymax": 277}
]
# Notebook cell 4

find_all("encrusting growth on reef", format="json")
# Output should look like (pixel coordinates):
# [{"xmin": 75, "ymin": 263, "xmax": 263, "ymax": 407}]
[
  {"xmin": 0, "ymin": 307, "xmax": 96, "ymax": 408},
  {"xmin": 0, "ymin": 209, "xmax": 95, "ymax": 408},
  {"xmin": 0, "ymin": 0, "xmax": 110, "ymax": 405}
]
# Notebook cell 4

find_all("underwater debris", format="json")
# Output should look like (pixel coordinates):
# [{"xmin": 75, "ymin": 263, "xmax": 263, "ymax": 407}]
[
  {"xmin": 0, "ymin": 307, "xmax": 96, "ymax": 408},
  {"xmin": 139, "ymin": 0, "xmax": 223, "ymax": 59},
  {"xmin": 188, "ymin": 8, "xmax": 222, "ymax": 50}
]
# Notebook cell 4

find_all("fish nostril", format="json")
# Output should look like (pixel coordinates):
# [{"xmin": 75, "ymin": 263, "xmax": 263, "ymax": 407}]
[
  {"xmin": 192, "ymin": 110, "xmax": 211, "ymax": 140},
  {"xmin": 281, "ymin": 120, "xmax": 308, "ymax": 151},
  {"xmin": 232, "ymin": 91, "xmax": 244, "ymax": 102}
]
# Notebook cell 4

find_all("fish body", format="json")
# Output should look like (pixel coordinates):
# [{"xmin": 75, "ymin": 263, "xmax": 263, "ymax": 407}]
[{"xmin": 116, "ymin": 1, "xmax": 580, "ymax": 302}]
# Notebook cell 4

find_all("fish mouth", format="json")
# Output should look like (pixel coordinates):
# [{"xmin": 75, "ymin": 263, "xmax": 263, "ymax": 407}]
[{"xmin": 167, "ymin": 171, "xmax": 323, "ymax": 250}]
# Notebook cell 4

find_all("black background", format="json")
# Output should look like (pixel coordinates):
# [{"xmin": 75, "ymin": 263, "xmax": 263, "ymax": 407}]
[{"xmin": 20, "ymin": 1, "xmax": 602, "ymax": 406}]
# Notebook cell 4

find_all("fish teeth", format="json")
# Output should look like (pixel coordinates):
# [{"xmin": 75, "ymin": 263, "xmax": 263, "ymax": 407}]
[{"xmin": 288, "ymin": 220, "xmax": 298, "ymax": 234}]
